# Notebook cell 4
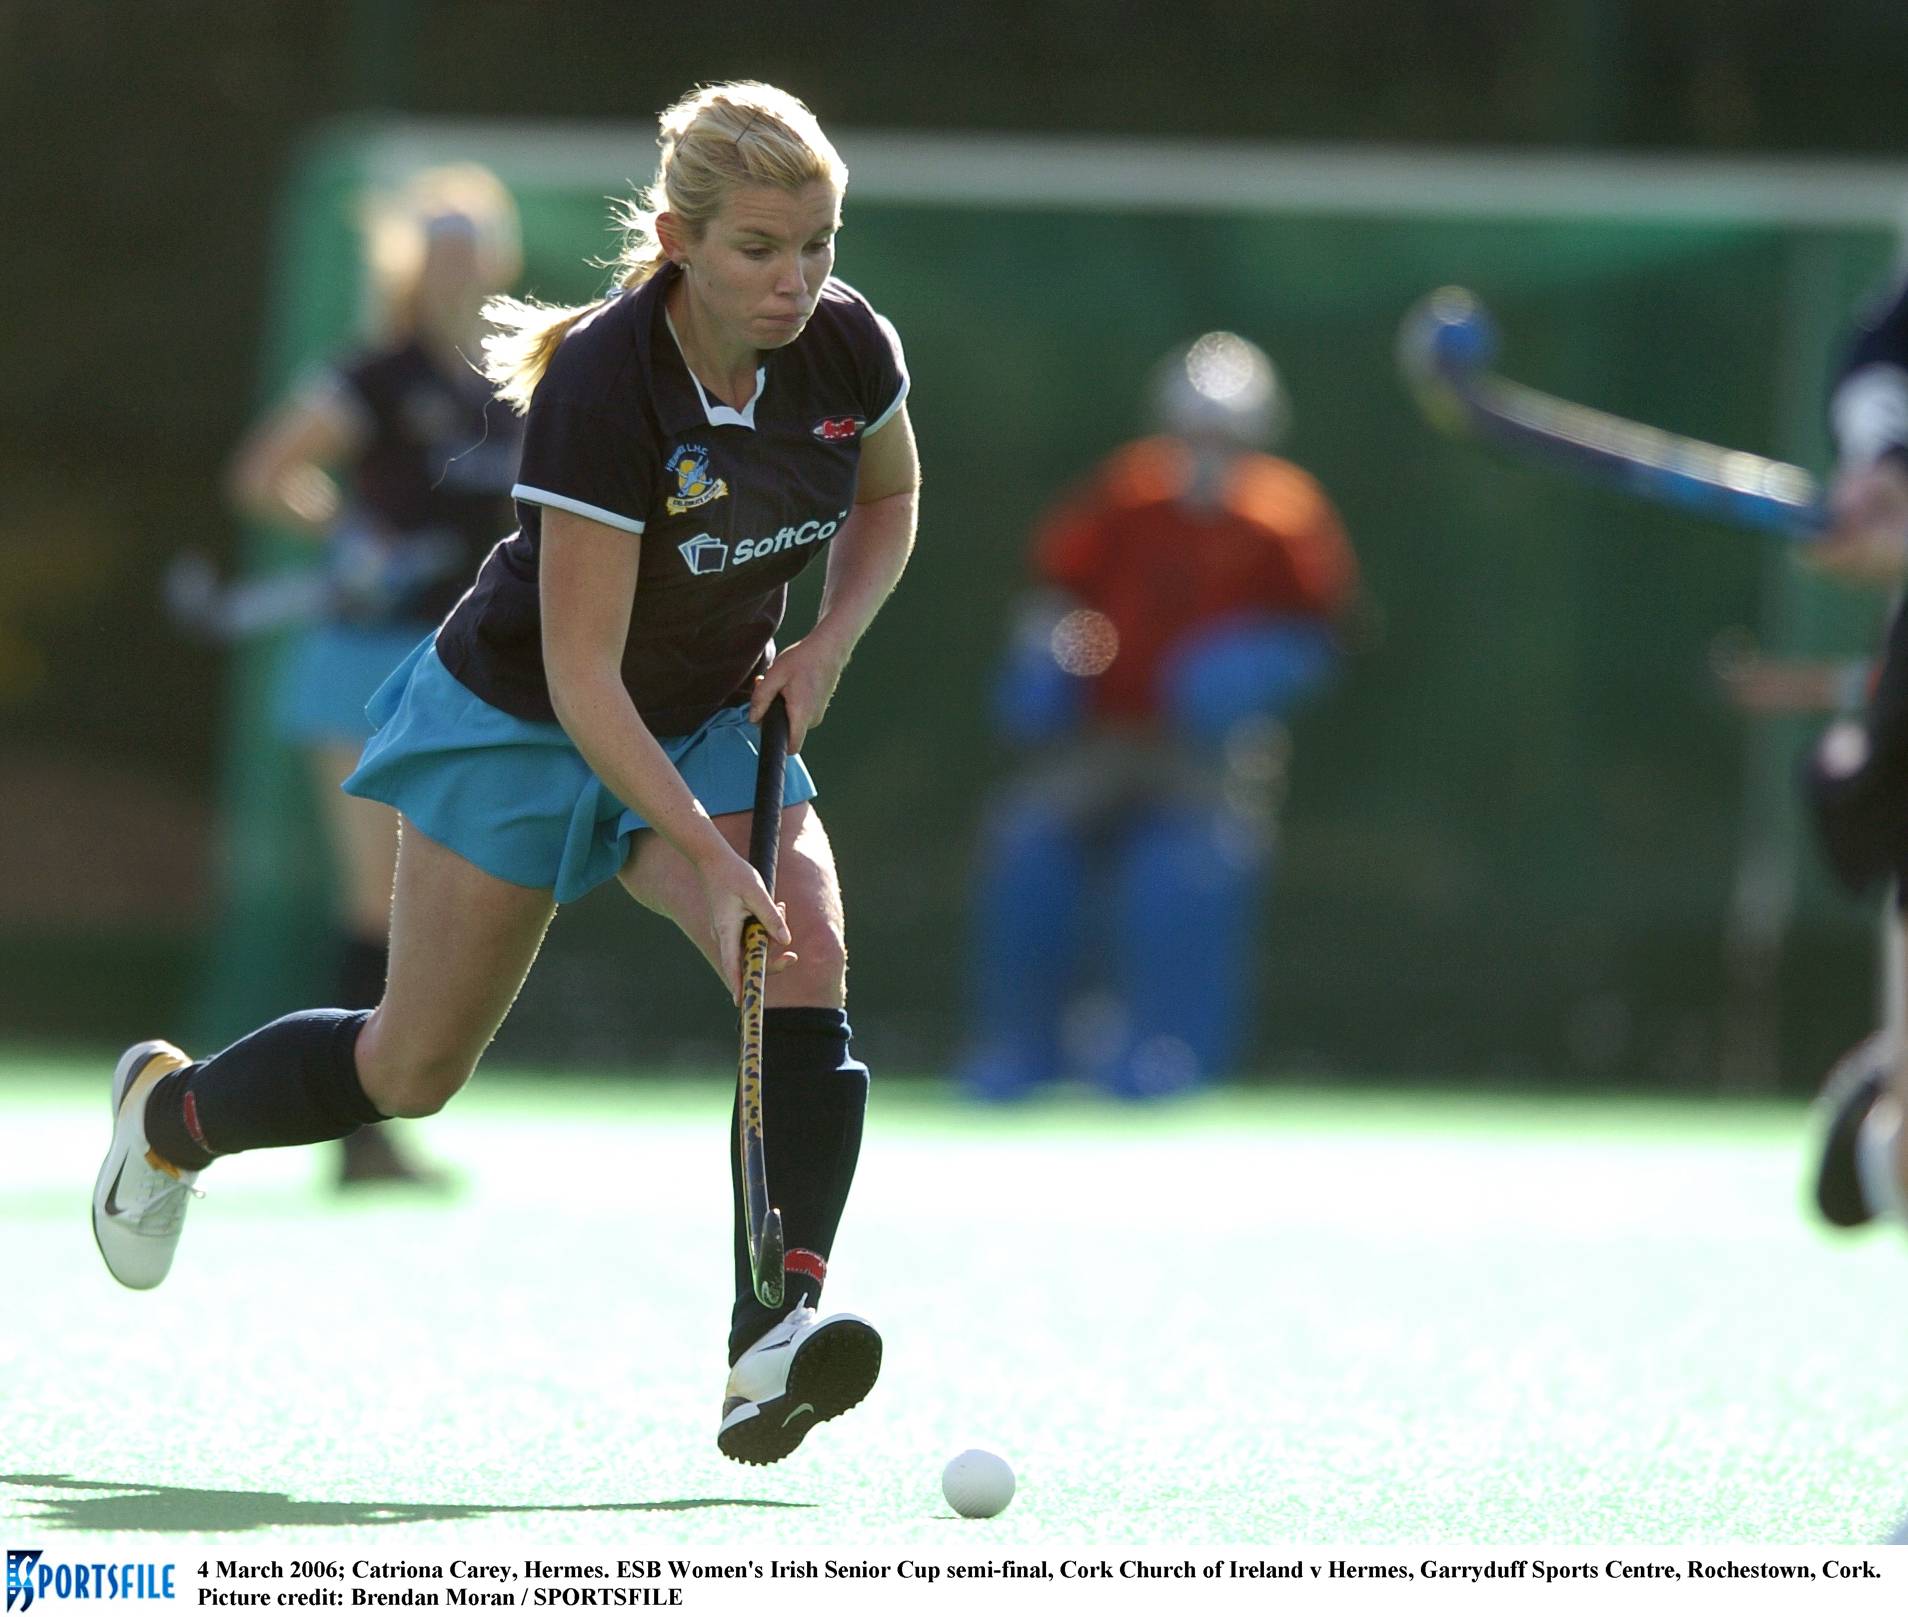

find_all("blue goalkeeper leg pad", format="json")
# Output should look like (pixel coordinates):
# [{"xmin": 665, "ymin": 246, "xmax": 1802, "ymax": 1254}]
[
  {"xmin": 1107, "ymin": 809, "xmax": 1264, "ymax": 1097},
  {"xmin": 957, "ymin": 794, "xmax": 1089, "ymax": 1101}
]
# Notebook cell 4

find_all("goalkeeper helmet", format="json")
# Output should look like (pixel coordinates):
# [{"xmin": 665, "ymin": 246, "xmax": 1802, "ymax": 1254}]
[{"xmin": 1150, "ymin": 331, "xmax": 1287, "ymax": 449}]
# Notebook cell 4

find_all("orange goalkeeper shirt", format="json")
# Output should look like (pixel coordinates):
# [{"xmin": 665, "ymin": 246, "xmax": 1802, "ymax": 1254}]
[{"xmin": 1033, "ymin": 437, "xmax": 1357, "ymax": 723}]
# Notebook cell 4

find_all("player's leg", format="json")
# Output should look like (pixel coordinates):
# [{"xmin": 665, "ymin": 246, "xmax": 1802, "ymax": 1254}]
[
  {"xmin": 625, "ymin": 799, "xmax": 848, "ymax": 1009},
  {"xmin": 955, "ymin": 784, "xmax": 1090, "ymax": 1099},
  {"xmin": 354, "ymin": 819, "xmax": 556, "ymax": 1114},
  {"xmin": 94, "ymin": 820, "xmax": 554, "ymax": 1288},
  {"xmin": 1806, "ymin": 599, "xmax": 1908, "ymax": 1226},
  {"xmin": 620, "ymin": 802, "xmax": 879, "ymax": 1463},
  {"xmin": 1815, "ymin": 896, "xmax": 1908, "ymax": 1229},
  {"xmin": 1882, "ymin": 903, "xmax": 1908, "ymax": 1207},
  {"xmin": 622, "ymin": 801, "xmax": 864, "ymax": 1327},
  {"xmin": 309, "ymin": 741, "xmax": 434, "ymax": 1186},
  {"xmin": 273, "ymin": 621, "xmax": 434, "ymax": 1187},
  {"xmin": 1107, "ymin": 803, "xmax": 1262, "ymax": 1097},
  {"xmin": 311, "ymin": 743, "xmax": 401, "ymax": 944}
]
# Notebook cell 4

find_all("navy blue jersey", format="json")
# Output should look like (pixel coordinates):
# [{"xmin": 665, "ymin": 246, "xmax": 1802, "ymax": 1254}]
[
  {"xmin": 436, "ymin": 265, "xmax": 909, "ymax": 734},
  {"xmin": 331, "ymin": 339, "xmax": 523, "ymax": 626},
  {"xmin": 1832, "ymin": 278, "xmax": 1908, "ymax": 470},
  {"xmin": 1840, "ymin": 278, "xmax": 1908, "ymax": 383},
  {"xmin": 1809, "ymin": 276, "xmax": 1908, "ymax": 899}
]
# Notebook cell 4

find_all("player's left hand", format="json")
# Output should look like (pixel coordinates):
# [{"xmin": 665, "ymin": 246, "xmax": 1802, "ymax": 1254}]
[
  {"xmin": 1805, "ymin": 459, "xmax": 1908, "ymax": 588},
  {"xmin": 1712, "ymin": 648, "xmax": 1861, "ymax": 717},
  {"xmin": 749, "ymin": 630, "xmax": 852, "ymax": 752}
]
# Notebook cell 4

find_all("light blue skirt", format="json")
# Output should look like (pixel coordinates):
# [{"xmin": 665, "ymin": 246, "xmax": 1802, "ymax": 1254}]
[
  {"xmin": 342, "ymin": 637, "xmax": 817, "ymax": 903},
  {"xmin": 272, "ymin": 621, "xmax": 429, "ymax": 746}
]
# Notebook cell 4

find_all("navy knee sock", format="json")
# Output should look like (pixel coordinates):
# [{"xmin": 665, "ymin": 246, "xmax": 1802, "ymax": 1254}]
[
  {"xmin": 332, "ymin": 939, "xmax": 391, "ymax": 1156},
  {"xmin": 145, "ymin": 1009, "xmax": 385, "ymax": 1170},
  {"xmin": 728, "ymin": 1006, "xmax": 869, "ymax": 1362}
]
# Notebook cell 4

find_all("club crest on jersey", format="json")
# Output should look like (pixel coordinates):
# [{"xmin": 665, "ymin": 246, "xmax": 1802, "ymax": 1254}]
[
  {"xmin": 811, "ymin": 416, "xmax": 864, "ymax": 442},
  {"xmin": 664, "ymin": 444, "xmax": 729, "ymax": 515}
]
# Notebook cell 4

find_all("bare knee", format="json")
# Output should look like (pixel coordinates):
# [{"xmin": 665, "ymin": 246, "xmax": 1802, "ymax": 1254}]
[
  {"xmin": 773, "ymin": 916, "xmax": 848, "ymax": 1008},
  {"xmin": 375, "ymin": 1066, "xmax": 469, "ymax": 1119},
  {"xmin": 355, "ymin": 1015, "xmax": 478, "ymax": 1118}
]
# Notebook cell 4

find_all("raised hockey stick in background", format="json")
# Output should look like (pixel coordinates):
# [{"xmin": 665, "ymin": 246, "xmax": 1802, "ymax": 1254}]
[
  {"xmin": 1398, "ymin": 286, "xmax": 1829, "ymax": 538},
  {"xmin": 1399, "ymin": 288, "xmax": 1841, "ymax": 1091},
  {"xmin": 163, "ymin": 523, "xmax": 466, "ymax": 641},
  {"xmin": 163, "ymin": 552, "xmax": 335, "ymax": 640}
]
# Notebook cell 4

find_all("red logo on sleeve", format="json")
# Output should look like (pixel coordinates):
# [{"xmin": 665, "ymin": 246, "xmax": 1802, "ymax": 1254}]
[{"xmin": 811, "ymin": 416, "xmax": 865, "ymax": 442}]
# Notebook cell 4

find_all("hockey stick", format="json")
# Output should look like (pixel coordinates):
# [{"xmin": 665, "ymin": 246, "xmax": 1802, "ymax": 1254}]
[
  {"xmin": 163, "ymin": 552, "xmax": 334, "ymax": 640},
  {"xmin": 1398, "ymin": 286, "xmax": 1828, "ymax": 538},
  {"xmin": 163, "ymin": 525, "xmax": 467, "ymax": 642},
  {"xmin": 737, "ymin": 695, "xmax": 789, "ymax": 1309}
]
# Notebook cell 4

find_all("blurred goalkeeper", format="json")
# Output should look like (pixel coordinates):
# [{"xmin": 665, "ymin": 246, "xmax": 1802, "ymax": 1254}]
[
  {"xmin": 218, "ymin": 165, "xmax": 524, "ymax": 1184},
  {"xmin": 959, "ymin": 333, "xmax": 1358, "ymax": 1100}
]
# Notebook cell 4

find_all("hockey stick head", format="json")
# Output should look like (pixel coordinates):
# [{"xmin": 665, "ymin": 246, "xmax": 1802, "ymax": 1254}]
[
  {"xmin": 752, "ymin": 1210, "xmax": 785, "ymax": 1309},
  {"xmin": 1398, "ymin": 286, "xmax": 1498, "ymax": 384},
  {"xmin": 1397, "ymin": 286, "xmax": 1499, "ymax": 432},
  {"xmin": 736, "ymin": 918, "xmax": 785, "ymax": 1310},
  {"xmin": 1396, "ymin": 285, "xmax": 1826, "ymax": 539}
]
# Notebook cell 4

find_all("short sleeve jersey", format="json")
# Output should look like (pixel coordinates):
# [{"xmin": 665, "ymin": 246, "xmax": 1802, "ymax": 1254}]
[
  {"xmin": 436, "ymin": 265, "xmax": 909, "ymax": 735},
  {"xmin": 1034, "ymin": 437, "xmax": 1356, "ymax": 723},
  {"xmin": 329, "ymin": 340, "xmax": 524, "ymax": 627},
  {"xmin": 1833, "ymin": 277, "xmax": 1908, "ymax": 469},
  {"xmin": 1840, "ymin": 277, "xmax": 1908, "ymax": 387}
]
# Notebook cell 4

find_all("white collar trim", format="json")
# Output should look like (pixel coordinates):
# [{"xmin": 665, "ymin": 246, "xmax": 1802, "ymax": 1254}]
[{"xmin": 666, "ymin": 310, "xmax": 764, "ymax": 430}]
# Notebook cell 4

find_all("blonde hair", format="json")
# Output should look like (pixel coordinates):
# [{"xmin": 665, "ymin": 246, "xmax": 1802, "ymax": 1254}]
[
  {"xmin": 481, "ymin": 82, "xmax": 847, "ymax": 413},
  {"xmin": 361, "ymin": 163, "xmax": 522, "ymax": 340}
]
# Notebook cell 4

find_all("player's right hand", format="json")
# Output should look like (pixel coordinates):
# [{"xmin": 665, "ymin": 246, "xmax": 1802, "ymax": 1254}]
[
  {"xmin": 696, "ymin": 846, "xmax": 796, "ymax": 1005},
  {"xmin": 1806, "ymin": 459, "xmax": 1908, "ymax": 588}
]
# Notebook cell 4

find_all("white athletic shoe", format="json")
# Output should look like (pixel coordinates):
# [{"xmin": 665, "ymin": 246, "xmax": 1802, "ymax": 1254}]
[
  {"xmin": 716, "ymin": 1305, "xmax": 882, "ymax": 1465},
  {"xmin": 92, "ymin": 1040, "xmax": 201, "ymax": 1290}
]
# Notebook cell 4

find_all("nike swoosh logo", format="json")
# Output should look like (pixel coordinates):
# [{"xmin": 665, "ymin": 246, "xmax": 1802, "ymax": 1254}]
[
  {"xmin": 103, "ymin": 1162, "xmax": 127, "ymax": 1218},
  {"xmin": 781, "ymin": 1403, "xmax": 815, "ymax": 1427}
]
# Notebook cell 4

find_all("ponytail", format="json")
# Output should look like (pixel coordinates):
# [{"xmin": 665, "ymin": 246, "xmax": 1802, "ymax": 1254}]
[{"xmin": 480, "ymin": 81, "xmax": 845, "ymax": 413}]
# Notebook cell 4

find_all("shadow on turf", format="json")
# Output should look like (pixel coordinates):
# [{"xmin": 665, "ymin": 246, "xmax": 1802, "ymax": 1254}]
[{"xmin": 1, "ymin": 1475, "xmax": 812, "ymax": 1533}]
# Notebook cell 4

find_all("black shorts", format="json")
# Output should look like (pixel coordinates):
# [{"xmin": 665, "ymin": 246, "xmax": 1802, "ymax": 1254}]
[{"xmin": 1806, "ymin": 598, "xmax": 1908, "ymax": 908}]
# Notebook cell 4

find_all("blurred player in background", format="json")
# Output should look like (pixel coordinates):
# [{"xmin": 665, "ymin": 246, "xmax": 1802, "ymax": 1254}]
[
  {"xmin": 1798, "ymin": 272, "xmax": 1908, "ymax": 1230},
  {"xmin": 222, "ymin": 165, "xmax": 523, "ymax": 1185},
  {"xmin": 96, "ymin": 83, "xmax": 917, "ymax": 1466},
  {"xmin": 959, "ymin": 333, "xmax": 1358, "ymax": 1100}
]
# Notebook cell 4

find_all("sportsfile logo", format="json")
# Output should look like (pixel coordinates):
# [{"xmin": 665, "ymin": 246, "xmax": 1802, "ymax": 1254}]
[
  {"xmin": 7, "ymin": 1554, "xmax": 40, "ymax": 1613},
  {"xmin": 6, "ymin": 1553, "xmax": 176, "ymax": 1610}
]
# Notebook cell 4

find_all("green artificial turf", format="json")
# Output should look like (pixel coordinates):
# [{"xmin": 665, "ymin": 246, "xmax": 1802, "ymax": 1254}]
[{"xmin": 7, "ymin": 1051, "xmax": 1908, "ymax": 1549}]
